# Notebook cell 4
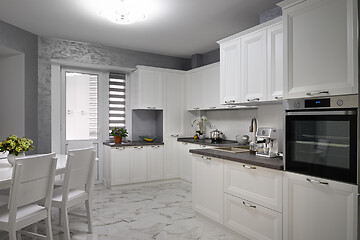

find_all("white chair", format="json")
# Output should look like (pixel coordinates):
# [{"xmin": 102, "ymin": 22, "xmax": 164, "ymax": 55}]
[
  {"xmin": 0, "ymin": 153, "xmax": 57, "ymax": 240},
  {"xmin": 52, "ymin": 147, "xmax": 96, "ymax": 240}
]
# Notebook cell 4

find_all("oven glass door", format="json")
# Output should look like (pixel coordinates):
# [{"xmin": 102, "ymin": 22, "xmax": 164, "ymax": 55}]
[{"xmin": 286, "ymin": 110, "xmax": 357, "ymax": 184}]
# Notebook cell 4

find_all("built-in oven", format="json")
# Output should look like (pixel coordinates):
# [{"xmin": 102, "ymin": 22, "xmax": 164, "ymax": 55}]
[{"xmin": 284, "ymin": 95, "xmax": 358, "ymax": 184}]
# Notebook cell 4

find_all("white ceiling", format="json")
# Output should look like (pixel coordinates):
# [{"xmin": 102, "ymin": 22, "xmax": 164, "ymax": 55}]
[{"xmin": 0, "ymin": 0, "xmax": 281, "ymax": 58}]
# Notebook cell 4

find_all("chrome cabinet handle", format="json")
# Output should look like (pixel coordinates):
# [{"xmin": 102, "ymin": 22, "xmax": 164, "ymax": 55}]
[
  {"xmin": 134, "ymin": 146, "xmax": 143, "ymax": 149},
  {"xmin": 247, "ymin": 98, "xmax": 260, "ymax": 102},
  {"xmin": 242, "ymin": 201, "xmax": 256, "ymax": 209},
  {"xmin": 115, "ymin": 147, "xmax": 125, "ymax": 150},
  {"xmin": 182, "ymin": 143, "xmax": 188, "ymax": 145},
  {"xmin": 201, "ymin": 156, "xmax": 211, "ymax": 160},
  {"xmin": 243, "ymin": 164, "xmax": 256, "ymax": 170},
  {"xmin": 306, "ymin": 91, "xmax": 329, "ymax": 96},
  {"xmin": 274, "ymin": 96, "xmax": 283, "ymax": 100},
  {"xmin": 193, "ymin": 107, "xmax": 200, "ymax": 110},
  {"xmin": 147, "ymin": 107, "xmax": 156, "ymax": 109},
  {"xmin": 209, "ymin": 106, "xmax": 217, "ymax": 109},
  {"xmin": 306, "ymin": 178, "xmax": 329, "ymax": 185},
  {"xmin": 151, "ymin": 145, "xmax": 160, "ymax": 148},
  {"xmin": 225, "ymin": 100, "xmax": 235, "ymax": 104},
  {"xmin": 228, "ymin": 105, "xmax": 237, "ymax": 108},
  {"xmin": 200, "ymin": 145, "xmax": 207, "ymax": 148},
  {"xmin": 170, "ymin": 134, "xmax": 179, "ymax": 137}
]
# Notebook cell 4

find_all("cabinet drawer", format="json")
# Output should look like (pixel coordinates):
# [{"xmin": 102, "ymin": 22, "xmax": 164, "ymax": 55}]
[
  {"xmin": 224, "ymin": 193, "xmax": 282, "ymax": 240},
  {"xmin": 224, "ymin": 161, "xmax": 282, "ymax": 212}
]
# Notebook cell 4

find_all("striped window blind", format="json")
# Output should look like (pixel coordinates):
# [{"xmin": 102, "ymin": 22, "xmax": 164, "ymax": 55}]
[{"xmin": 109, "ymin": 72, "xmax": 126, "ymax": 136}]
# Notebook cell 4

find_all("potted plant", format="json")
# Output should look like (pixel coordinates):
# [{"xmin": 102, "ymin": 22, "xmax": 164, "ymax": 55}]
[
  {"xmin": 110, "ymin": 127, "xmax": 128, "ymax": 144},
  {"xmin": 0, "ymin": 135, "xmax": 34, "ymax": 166},
  {"xmin": 191, "ymin": 116, "xmax": 208, "ymax": 140}
]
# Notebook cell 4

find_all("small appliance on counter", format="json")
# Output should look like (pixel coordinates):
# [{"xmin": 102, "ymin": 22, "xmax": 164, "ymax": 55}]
[
  {"xmin": 255, "ymin": 127, "xmax": 279, "ymax": 158},
  {"xmin": 210, "ymin": 129, "xmax": 224, "ymax": 143}
]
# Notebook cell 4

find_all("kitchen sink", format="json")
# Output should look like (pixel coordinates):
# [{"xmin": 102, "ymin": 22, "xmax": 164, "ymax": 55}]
[{"xmin": 213, "ymin": 147, "xmax": 249, "ymax": 153}]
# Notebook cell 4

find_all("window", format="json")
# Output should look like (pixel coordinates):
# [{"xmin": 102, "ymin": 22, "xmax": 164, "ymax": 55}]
[{"xmin": 109, "ymin": 72, "xmax": 126, "ymax": 136}]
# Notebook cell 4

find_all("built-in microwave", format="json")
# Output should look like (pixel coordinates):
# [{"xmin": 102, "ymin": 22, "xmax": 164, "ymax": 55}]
[{"xmin": 284, "ymin": 95, "xmax": 358, "ymax": 184}]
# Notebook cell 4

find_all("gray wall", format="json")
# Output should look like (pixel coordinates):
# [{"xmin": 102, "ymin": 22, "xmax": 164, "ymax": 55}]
[
  {"xmin": 38, "ymin": 37, "xmax": 191, "ymax": 153},
  {"xmin": 0, "ymin": 20, "xmax": 38, "ymax": 153},
  {"xmin": 260, "ymin": 6, "xmax": 282, "ymax": 24},
  {"xmin": 191, "ymin": 49, "xmax": 220, "ymax": 68}
]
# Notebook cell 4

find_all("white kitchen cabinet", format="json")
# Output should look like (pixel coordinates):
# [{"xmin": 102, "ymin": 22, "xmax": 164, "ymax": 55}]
[
  {"xmin": 147, "ymin": 145, "xmax": 164, "ymax": 181},
  {"xmin": 186, "ymin": 63, "xmax": 221, "ymax": 110},
  {"xmin": 129, "ymin": 146, "xmax": 148, "ymax": 183},
  {"xmin": 278, "ymin": 0, "xmax": 358, "ymax": 99},
  {"xmin": 186, "ymin": 70, "xmax": 204, "ymax": 110},
  {"xmin": 179, "ymin": 142, "xmax": 192, "ymax": 182},
  {"xmin": 203, "ymin": 63, "xmax": 221, "ymax": 110},
  {"xmin": 283, "ymin": 172, "xmax": 357, "ymax": 240},
  {"xmin": 192, "ymin": 154, "xmax": 224, "ymax": 224},
  {"xmin": 224, "ymin": 161, "xmax": 283, "ymax": 212},
  {"xmin": 224, "ymin": 193, "xmax": 282, "ymax": 240},
  {"xmin": 219, "ymin": 38, "xmax": 241, "ymax": 104},
  {"xmin": 131, "ymin": 66, "xmax": 164, "ymax": 109},
  {"xmin": 103, "ymin": 146, "xmax": 130, "ymax": 186},
  {"xmin": 267, "ymin": 23, "xmax": 283, "ymax": 101},
  {"xmin": 241, "ymin": 30, "xmax": 267, "ymax": 103},
  {"xmin": 163, "ymin": 72, "xmax": 185, "ymax": 135},
  {"xmin": 164, "ymin": 136, "xmax": 180, "ymax": 179}
]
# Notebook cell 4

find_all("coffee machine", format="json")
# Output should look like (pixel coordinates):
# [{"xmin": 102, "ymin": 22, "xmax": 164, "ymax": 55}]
[{"xmin": 255, "ymin": 127, "xmax": 279, "ymax": 158}]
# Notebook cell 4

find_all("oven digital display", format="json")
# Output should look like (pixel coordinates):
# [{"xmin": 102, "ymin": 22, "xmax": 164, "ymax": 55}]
[{"xmin": 305, "ymin": 98, "xmax": 330, "ymax": 108}]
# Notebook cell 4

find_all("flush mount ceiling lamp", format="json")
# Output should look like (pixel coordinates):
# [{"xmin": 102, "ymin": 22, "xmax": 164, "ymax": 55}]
[{"xmin": 98, "ymin": 0, "xmax": 146, "ymax": 24}]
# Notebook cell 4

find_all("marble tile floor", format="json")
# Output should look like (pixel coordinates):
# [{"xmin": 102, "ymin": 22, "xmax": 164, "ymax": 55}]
[{"xmin": 0, "ymin": 181, "xmax": 239, "ymax": 240}]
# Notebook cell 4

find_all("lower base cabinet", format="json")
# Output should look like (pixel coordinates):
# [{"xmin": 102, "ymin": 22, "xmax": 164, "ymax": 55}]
[
  {"xmin": 104, "ymin": 145, "xmax": 164, "ymax": 187},
  {"xmin": 283, "ymin": 172, "xmax": 357, "ymax": 240},
  {"xmin": 224, "ymin": 193, "xmax": 282, "ymax": 240},
  {"xmin": 192, "ymin": 154, "xmax": 224, "ymax": 224}
]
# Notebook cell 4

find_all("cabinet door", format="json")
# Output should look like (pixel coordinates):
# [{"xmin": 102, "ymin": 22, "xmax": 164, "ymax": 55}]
[
  {"xmin": 241, "ymin": 30, "xmax": 267, "ymax": 103},
  {"xmin": 220, "ymin": 39, "xmax": 241, "ymax": 104},
  {"xmin": 164, "ymin": 72, "xmax": 185, "ymax": 135},
  {"xmin": 164, "ymin": 136, "xmax": 180, "ymax": 179},
  {"xmin": 224, "ymin": 193, "xmax": 282, "ymax": 240},
  {"xmin": 281, "ymin": 0, "xmax": 358, "ymax": 98},
  {"xmin": 186, "ymin": 71, "xmax": 204, "ymax": 110},
  {"xmin": 224, "ymin": 161, "xmax": 283, "ymax": 212},
  {"xmin": 192, "ymin": 154, "xmax": 223, "ymax": 224},
  {"xmin": 129, "ymin": 146, "xmax": 148, "ymax": 183},
  {"xmin": 283, "ymin": 172, "xmax": 357, "ymax": 240},
  {"xmin": 179, "ymin": 142, "xmax": 192, "ymax": 182},
  {"xmin": 267, "ymin": 23, "xmax": 284, "ymax": 101},
  {"xmin": 109, "ymin": 147, "xmax": 130, "ymax": 186},
  {"xmin": 138, "ymin": 69, "xmax": 164, "ymax": 109},
  {"xmin": 147, "ymin": 145, "xmax": 164, "ymax": 181},
  {"xmin": 203, "ymin": 63, "xmax": 221, "ymax": 110}
]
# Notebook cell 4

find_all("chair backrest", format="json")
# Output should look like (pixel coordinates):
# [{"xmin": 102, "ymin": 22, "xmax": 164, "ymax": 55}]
[
  {"xmin": 8, "ymin": 153, "xmax": 57, "ymax": 212},
  {"xmin": 63, "ymin": 147, "xmax": 96, "ymax": 196},
  {"xmin": 66, "ymin": 141, "xmax": 94, "ymax": 153}
]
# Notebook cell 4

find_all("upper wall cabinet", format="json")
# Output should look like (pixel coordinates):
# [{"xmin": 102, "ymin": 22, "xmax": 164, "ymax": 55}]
[
  {"xmin": 218, "ymin": 18, "xmax": 283, "ymax": 104},
  {"xmin": 186, "ymin": 63, "xmax": 222, "ymax": 110},
  {"xmin": 131, "ymin": 66, "xmax": 164, "ymax": 109},
  {"xmin": 219, "ymin": 39, "xmax": 242, "ymax": 104},
  {"xmin": 278, "ymin": 0, "xmax": 358, "ymax": 99}
]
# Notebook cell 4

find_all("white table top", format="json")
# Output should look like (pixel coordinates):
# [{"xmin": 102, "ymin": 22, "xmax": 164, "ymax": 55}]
[{"xmin": 0, "ymin": 154, "xmax": 67, "ymax": 190}]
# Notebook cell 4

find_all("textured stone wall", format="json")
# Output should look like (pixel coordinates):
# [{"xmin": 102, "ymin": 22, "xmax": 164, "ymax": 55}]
[
  {"xmin": 38, "ymin": 37, "xmax": 191, "ymax": 153},
  {"xmin": 0, "ymin": 20, "xmax": 38, "ymax": 153}
]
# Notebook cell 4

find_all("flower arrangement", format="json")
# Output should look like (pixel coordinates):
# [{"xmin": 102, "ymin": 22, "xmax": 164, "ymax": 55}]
[
  {"xmin": 191, "ymin": 116, "xmax": 208, "ymax": 135},
  {"xmin": 0, "ymin": 135, "xmax": 34, "ymax": 156},
  {"xmin": 110, "ymin": 127, "xmax": 128, "ymax": 138}
]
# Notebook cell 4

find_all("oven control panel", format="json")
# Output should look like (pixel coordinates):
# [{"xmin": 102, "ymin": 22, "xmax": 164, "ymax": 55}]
[{"xmin": 284, "ymin": 94, "xmax": 358, "ymax": 110}]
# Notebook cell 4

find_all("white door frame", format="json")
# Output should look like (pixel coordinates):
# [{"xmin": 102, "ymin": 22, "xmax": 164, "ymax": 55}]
[{"xmin": 51, "ymin": 60, "xmax": 133, "ymax": 183}]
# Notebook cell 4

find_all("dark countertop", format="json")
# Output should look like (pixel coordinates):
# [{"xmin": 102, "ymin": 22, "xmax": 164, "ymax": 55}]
[
  {"xmin": 189, "ymin": 148, "xmax": 284, "ymax": 170},
  {"xmin": 177, "ymin": 137, "xmax": 246, "ymax": 147},
  {"xmin": 103, "ymin": 141, "xmax": 164, "ymax": 147}
]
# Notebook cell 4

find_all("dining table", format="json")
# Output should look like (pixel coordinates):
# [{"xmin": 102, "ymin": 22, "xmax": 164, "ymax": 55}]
[{"xmin": 0, "ymin": 154, "xmax": 68, "ymax": 190}]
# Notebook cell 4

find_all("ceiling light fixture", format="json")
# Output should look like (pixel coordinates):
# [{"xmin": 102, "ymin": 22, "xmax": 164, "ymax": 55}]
[{"xmin": 98, "ymin": 0, "xmax": 146, "ymax": 24}]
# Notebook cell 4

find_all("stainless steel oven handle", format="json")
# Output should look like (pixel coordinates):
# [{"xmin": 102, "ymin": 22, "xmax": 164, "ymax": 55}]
[
  {"xmin": 306, "ymin": 178, "xmax": 329, "ymax": 185},
  {"xmin": 286, "ymin": 110, "xmax": 357, "ymax": 116},
  {"xmin": 306, "ymin": 91, "xmax": 330, "ymax": 96}
]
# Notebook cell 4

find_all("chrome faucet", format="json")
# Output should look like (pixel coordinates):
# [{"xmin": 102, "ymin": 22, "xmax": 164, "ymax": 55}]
[{"xmin": 249, "ymin": 117, "xmax": 258, "ymax": 143}]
